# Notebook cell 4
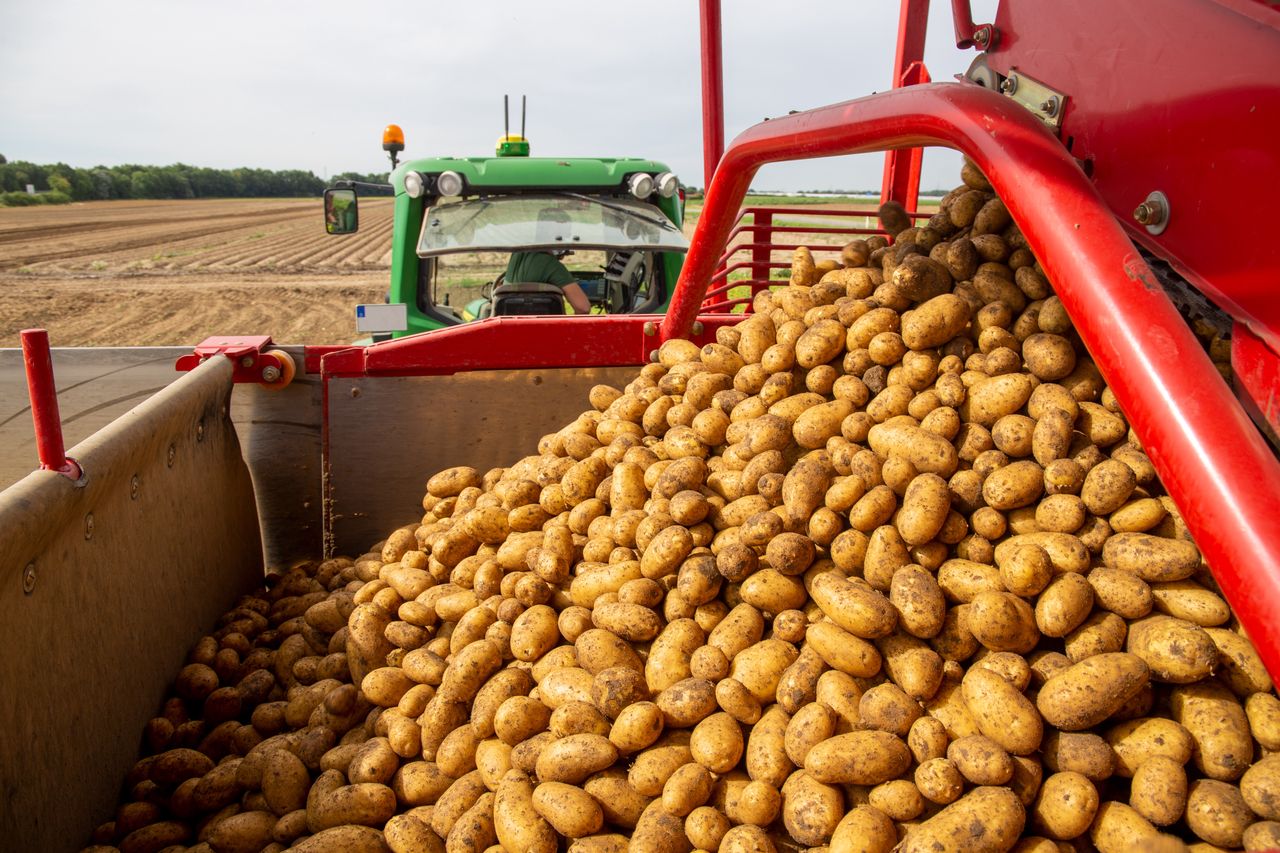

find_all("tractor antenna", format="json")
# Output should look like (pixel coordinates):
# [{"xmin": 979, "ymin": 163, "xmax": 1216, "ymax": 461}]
[
  {"xmin": 504, "ymin": 95, "xmax": 510, "ymax": 140},
  {"xmin": 521, "ymin": 95, "xmax": 527, "ymax": 139}
]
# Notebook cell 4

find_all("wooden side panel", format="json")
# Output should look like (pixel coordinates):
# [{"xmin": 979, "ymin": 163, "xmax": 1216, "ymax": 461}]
[
  {"xmin": 0, "ymin": 356, "xmax": 264, "ymax": 851},
  {"xmin": 324, "ymin": 367, "xmax": 636, "ymax": 556}
]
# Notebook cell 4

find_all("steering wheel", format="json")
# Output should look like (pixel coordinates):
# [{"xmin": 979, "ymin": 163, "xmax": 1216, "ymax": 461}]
[{"xmin": 607, "ymin": 252, "xmax": 647, "ymax": 314}]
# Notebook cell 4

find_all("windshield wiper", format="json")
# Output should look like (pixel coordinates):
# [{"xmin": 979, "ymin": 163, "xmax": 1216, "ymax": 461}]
[{"xmin": 552, "ymin": 192, "xmax": 674, "ymax": 229}]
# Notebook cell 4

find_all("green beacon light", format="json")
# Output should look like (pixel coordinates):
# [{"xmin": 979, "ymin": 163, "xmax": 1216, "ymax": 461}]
[{"xmin": 497, "ymin": 94, "xmax": 531, "ymax": 157}]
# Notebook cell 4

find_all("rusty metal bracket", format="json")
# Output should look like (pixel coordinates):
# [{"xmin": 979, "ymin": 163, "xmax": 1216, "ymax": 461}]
[{"xmin": 1000, "ymin": 69, "xmax": 1069, "ymax": 131}]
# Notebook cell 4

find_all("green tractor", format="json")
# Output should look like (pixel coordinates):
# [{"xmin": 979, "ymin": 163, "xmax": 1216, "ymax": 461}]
[{"xmin": 324, "ymin": 114, "xmax": 690, "ymax": 339}]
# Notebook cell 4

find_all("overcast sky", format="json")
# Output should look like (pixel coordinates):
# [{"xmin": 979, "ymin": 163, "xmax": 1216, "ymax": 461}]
[{"xmin": 1, "ymin": 0, "xmax": 997, "ymax": 192}]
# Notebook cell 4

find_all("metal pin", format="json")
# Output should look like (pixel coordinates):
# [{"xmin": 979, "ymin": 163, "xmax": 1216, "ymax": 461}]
[
  {"xmin": 84, "ymin": 513, "xmax": 94, "ymax": 540},
  {"xmin": 643, "ymin": 322, "xmax": 657, "ymax": 337},
  {"xmin": 130, "ymin": 475, "xmax": 140, "ymax": 500},
  {"xmin": 23, "ymin": 563, "xmax": 36, "ymax": 594},
  {"xmin": 691, "ymin": 321, "xmax": 705, "ymax": 336},
  {"xmin": 167, "ymin": 444, "xmax": 176, "ymax": 468}
]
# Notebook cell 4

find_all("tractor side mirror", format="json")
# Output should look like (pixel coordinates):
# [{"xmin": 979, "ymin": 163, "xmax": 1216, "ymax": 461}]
[{"xmin": 324, "ymin": 188, "xmax": 359, "ymax": 235}]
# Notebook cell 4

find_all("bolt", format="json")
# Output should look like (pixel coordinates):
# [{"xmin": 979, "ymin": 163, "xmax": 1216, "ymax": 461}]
[
  {"xmin": 130, "ymin": 475, "xmax": 140, "ymax": 500},
  {"xmin": 261, "ymin": 365, "xmax": 282, "ymax": 383},
  {"xmin": 22, "ymin": 562, "xmax": 36, "ymax": 594},
  {"xmin": 691, "ymin": 321, "xmax": 705, "ymax": 336},
  {"xmin": 240, "ymin": 356, "xmax": 254, "ymax": 368},
  {"xmin": 196, "ymin": 421, "xmax": 205, "ymax": 442},
  {"xmin": 167, "ymin": 444, "xmax": 176, "ymax": 468},
  {"xmin": 1000, "ymin": 75, "xmax": 1018, "ymax": 94},
  {"xmin": 974, "ymin": 28, "xmax": 990, "ymax": 47},
  {"xmin": 350, "ymin": 386, "xmax": 361, "ymax": 399},
  {"xmin": 84, "ymin": 513, "xmax": 94, "ymax": 540},
  {"xmin": 643, "ymin": 322, "xmax": 657, "ymax": 337},
  {"xmin": 1041, "ymin": 97, "xmax": 1059, "ymax": 117},
  {"xmin": 1134, "ymin": 199, "xmax": 1166, "ymax": 226},
  {"xmin": 649, "ymin": 349, "xmax": 660, "ymax": 363}
]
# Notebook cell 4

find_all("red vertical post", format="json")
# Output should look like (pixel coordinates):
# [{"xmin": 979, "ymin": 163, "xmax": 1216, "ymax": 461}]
[
  {"xmin": 700, "ymin": 0, "xmax": 725, "ymax": 190},
  {"xmin": 881, "ymin": 0, "xmax": 931, "ymax": 210},
  {"xmin": 20, "ymin": 329, "xmax": 81, "ymax": 480},
  {"xmin": 750, "ymin": 210, "xmax": 773, "ymax": 298}
]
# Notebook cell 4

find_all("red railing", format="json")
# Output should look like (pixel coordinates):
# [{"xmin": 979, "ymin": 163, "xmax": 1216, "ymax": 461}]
[
  {"xmin": 664, "ymin": 80, "xmax": 1280, "ymax": 682},
  {"xmin": 700, "ymin": 205, "xmax": 931, "ymax": 313}
]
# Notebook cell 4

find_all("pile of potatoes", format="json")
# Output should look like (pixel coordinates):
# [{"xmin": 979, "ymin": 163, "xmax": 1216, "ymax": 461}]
[
  {"xmin": 93, "ymin": 160, "xmax": 1280, "ymax": 853},
  {"xmin": 85, "ymin": 557, "xmax": 380, "ymax": 853}
]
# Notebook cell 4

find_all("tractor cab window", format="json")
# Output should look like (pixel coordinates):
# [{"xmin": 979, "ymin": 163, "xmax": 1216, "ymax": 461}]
[
  {"xmin": 417, "ymin": 193, "xmax": 688, "ymax": 256},
  {"xmin": 414, "ymin": 193, "xmax": 687, "ymax": 321}
]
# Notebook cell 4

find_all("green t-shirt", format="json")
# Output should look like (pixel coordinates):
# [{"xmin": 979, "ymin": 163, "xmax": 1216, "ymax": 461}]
[{"xmin": 505, "ymin": 252, "xmax": 574, "ymax": 287}]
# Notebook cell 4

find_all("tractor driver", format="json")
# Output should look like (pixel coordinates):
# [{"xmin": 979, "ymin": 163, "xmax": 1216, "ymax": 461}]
[{"xmin": 504, "ymin": 208, "xmax": 592, "ymax": 314}]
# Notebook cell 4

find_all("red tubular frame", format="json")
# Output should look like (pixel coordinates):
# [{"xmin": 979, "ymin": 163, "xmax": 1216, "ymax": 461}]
[
  {"xmin": 699, "ymin": 0, "xmax": 724, "ymax": 189},
  {"xmin": 882, "ymin": 0, "xmax": 931, "ymax": 210},
  {"xmin": 19, "ymin": 329, "xmax": 81, "ymax": 480},
  {"xmin": 664, "ymin": 81, "xmax": 1280, "ymax": 679}
]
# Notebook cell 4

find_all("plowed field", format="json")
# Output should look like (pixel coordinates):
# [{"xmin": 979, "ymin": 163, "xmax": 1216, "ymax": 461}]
[{"xmin": 0, "ymin": 198, "xmax": 395, "ymax": 346}]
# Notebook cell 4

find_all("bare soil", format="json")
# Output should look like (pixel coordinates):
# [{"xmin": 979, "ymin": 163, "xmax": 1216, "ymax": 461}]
[{"xmin": 0, "ymin": 198, "xmax": 394, "ymax": 347}]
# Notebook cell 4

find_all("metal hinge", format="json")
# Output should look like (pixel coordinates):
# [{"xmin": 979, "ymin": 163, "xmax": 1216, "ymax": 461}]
[{"xmin": 999, "ymin": 70, "xmax": 1068, "ymax": 130}]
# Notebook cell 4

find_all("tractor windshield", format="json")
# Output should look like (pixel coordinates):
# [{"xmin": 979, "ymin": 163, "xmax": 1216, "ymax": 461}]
[{"xmin": 416, "ymin": 193, "xmax": 688, "ymax": 257}]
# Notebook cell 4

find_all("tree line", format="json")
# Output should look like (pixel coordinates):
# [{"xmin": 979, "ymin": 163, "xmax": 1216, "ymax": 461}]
[{"xmin": 0, "ymin": 156, "xmax": 390, "ymax": 206}]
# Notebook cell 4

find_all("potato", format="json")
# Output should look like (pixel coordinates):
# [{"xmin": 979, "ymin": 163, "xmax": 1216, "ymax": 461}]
[
  {"xmin": 1041, "ymin": 731, "xmax": 1115, "ymax": 782},
  {"xmin": 808, "ymin": 572, "xmax": 897, "ymax": 639},
  {"xmin": 384, "ymin": 814, "xmax": 443, "ymax": 853},
  {"xmin": 806, "ymin": 620, "xmax": 882, "ymax": 678},
  {"xmin": 983, "ymin": 460, "xmax": 1045, "ymax": 511},
  {"xmin": 1088, "ymin": 802, "xmax": 1164, "ymax": 853},
  {"xmin": 494, "ymin": 770, "xmax": 556, "ymax": 853},
  {"xmin": 292, "ymin": 825, "xmax": 390, "ymax": 853},
  {"xmin": 532, "ymin": 781, "xmax": 604, "ymax": 838},
  {"xmin": 967, "ymin": 591, "xmax": 1040, "ymax": 654},
  {"xmin": 1034, "ymin": 573, "xmax": 1094, "ymax": 638},
  {"xmin": 781, "ymin": 770, "xmax": 844, "ymax": 845},
  {"xmin": 1241, "ymin": 753, "xmax": 1280, "ymax": 820},
  {"xmin": 961, "ymin": 666, "xmax": 1042, "ymax": 755},
  {"xmin": 948, "ymin": 734, "xmax": 1014, "ymax": 785},
  {"xmin": 902, "ymin": 294, "xmax": 971, "ymax": 350},
  {"xmin": 1205, "ymin": 626, "xmax": 1274, "ymax": 696},
  {"xmin": 1031, "ymin": 771, "xmax": 1098, "ymax": 840},
  {"xmin": 899, "ymin": 786, "xmax": 1026, "ymax": 853},
  {"xmin": 891, "ymin": 565, "xmax": 947, "ymax": 638},
  {"xmin": 915, "ymin": 757, "xmax": 965, "ymax": 805},
  {"xmin": 1127, "ymin": 755, "xmax": 1188, "ymax": 828},
  {"xmin": 1247, "ymin": 693, "xmax": 1280, "ymax": 750},
  {"xmin": 691, "ymin": 712, "xmax": 745, "ymax": 774},
  {"xmin": 804, "ymin": 730, "xmax": 911, "ymax": 785},
  {"xmin": 1102, "ymin": 533, "xmax": 1201, "ymax": 582},
  {"xmin": 1150, "ymin": 580, "xmax": 1230, "ymax": 626},
  {"xmin": 829, "ymin": 804, "xmax": 897, "ymax": 853},
  {"xmin": 867, "ymin": 418, "xmax": 959, "ymax": 477},
  {"xmin": 1126, "ymin": 615, "xmax": 1217, "ymax": 683},
  {"xmin": 534, "ymin": 734, "xmax": 618, "ymax": 784},
  {"xmin": 897, "ymin": 473, "xmax": 952, "ymax": 545},
  {"xmin": 1186, "ymin": 778, "xmax": 1254, "ymax": 847},
  {"xmin": 1088, "ymin": 568, "xmax": 1153, "ymax": 619},
  {"xmin": 1036, "ymin": 653, "xmax": 1150, "ymax": 730},
  {"xmin": 1172, "ymin": 681, "xmax": 1253, "ymax": 781}
]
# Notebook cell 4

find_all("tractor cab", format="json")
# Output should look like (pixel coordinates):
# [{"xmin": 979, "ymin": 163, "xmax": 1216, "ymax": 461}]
[{"xmin": 324, "ymin": 122, "xmax": 689, "ymax": 338}]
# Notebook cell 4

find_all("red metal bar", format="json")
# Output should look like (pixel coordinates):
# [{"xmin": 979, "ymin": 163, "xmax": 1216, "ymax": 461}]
[
  {"xmin": 950, "ymin": 0, "xmax": 997, "ymax": 49},
  {"xmin": 748, "ymin": 210, "xmax": 773, "ymax": 290},
  {"xmin": 19, "ymin": 329, "xmax": 81, "ymax": 480},
  {"xmin": 882, "ymin": 0, "xmax": 931, "ymax": 209},
  {"xmin": 320, "ymin": 314, "xmax": 743, "ymax": 379},
  {"xmin": 662, "ymin": 81, "xmax": 1280, "ymax": 680},
  {"xmin": 699, "ymin": 0, "xmax": 724, "ymax": 189}
]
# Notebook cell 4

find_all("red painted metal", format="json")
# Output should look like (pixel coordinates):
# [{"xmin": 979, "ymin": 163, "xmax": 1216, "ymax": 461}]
[
  {"xmin": 982, "ymin": 0, "xmax": 1280, "ymax": 355},
  {"xmin": 663, "ymin": 80, "xmax": 1280, "ymax": 679},
  {"xmin": 882, "ymin": 0, "xmax": 932, "ymax": 209},
  {"xmin": 1233, "ymin": 321, "xmax": 1280, "ymax": 443},
  {"xmin": 950, "ymin": 0, "xmax": 998, "ymax": 49},
  {"xmin": 699, "ymin": 0, "xmax": 724, "ymax": 189},
  {"xmin": 319, "ymin": 314, "xmax": 743, "ymax": 379},
  {"xmin": 19, "ymin": 329, "xmax": 81, "ymax": 480},
  {"xmin": 175, "ymin": 335, "xmax": 291, "ymax": 385}
]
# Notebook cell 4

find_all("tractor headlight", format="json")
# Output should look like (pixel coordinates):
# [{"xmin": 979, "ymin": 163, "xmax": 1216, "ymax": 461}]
[
  {"xmin": 628, "ymin": 173, "xmax": 655, "ymax": 199},
  {"xmin": 655, "ymin": 172, "xmax": 679, "ymax": 198},
  {"xmin": 435, "ymin": 170, "xmax": 464, "ymax": 197},
  {"xmin": 403, "ymin": 171, "xmax": 425, "ymax": 198}
]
